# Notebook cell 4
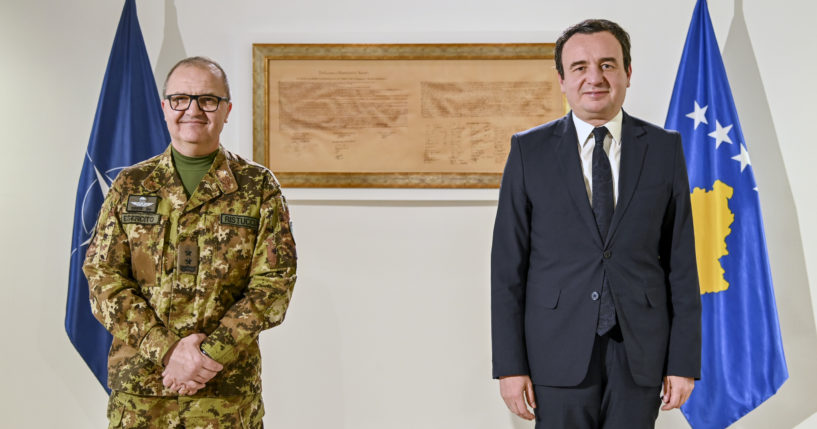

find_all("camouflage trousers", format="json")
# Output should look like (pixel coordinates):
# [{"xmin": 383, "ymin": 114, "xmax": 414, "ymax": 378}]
[{"xmin": 107, "ymin": 391, "xmax": 264, "ymax": 429}]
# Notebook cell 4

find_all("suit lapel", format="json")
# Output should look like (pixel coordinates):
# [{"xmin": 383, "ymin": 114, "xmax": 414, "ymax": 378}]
[
  {"xmin": 607, "ymin": 112, "xmax": 648, "ymax": 243},
  {"xmin": 553, "ymin": 113, "xmax": 603, "ymax": 247}
]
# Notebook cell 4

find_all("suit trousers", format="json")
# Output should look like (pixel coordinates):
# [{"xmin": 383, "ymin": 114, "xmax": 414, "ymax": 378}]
[{"xmin": 533, "ymin": 326, "xmax": 662, "ymax": 429}]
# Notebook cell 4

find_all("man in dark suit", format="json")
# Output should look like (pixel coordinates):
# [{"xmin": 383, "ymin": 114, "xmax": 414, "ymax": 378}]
[{"xmin": 491, "ymin": 19, "xmax": 701, "ymax": 428}]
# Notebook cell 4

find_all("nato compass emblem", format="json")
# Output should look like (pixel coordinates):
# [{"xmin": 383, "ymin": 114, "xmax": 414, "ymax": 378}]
[{"xmin": 70, "ymin": 152, "xmax": 126, "ymax": 258}]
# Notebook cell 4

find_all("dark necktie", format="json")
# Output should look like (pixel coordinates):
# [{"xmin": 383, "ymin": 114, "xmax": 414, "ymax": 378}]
[
  {"xmin": 592, "ymin": 126, "xmax": 614, "ymax": 240},
  {"xmin": 592, "ymin": 126, "xmax": 617, "ymax": 335}
]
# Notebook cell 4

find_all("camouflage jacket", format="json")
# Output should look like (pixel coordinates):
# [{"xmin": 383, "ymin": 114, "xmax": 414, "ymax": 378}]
[{"xmin": 83, "ymin": 145, "xmax": 296, "ymax": 397}]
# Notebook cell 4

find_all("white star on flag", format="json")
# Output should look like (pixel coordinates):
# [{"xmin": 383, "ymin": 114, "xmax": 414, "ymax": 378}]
[
  {"xmin": 686, "ymin": 101, "xmax": 708, "ymax": 129},
  {"xmin": 731, "ymin": 143, "xmax": 752, "ymax": 172},
  {"xmin": 708, "ymin": 120, "xmax": 733, "ymax": 149}
]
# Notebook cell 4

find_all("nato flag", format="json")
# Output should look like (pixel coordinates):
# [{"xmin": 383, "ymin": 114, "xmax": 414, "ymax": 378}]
[
  {"xmin": 665, "ymin": 0, "xmax": 788, "ymax": 427},
  {"xmin": 65, "ymin": 0, "xmax": 169, "ymax": 392}
]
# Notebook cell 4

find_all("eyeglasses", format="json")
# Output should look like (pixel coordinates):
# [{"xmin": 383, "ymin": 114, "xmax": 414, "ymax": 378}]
[{"xmin": 165, "ymin": 94, "xmax": 229, "ymax": 112}]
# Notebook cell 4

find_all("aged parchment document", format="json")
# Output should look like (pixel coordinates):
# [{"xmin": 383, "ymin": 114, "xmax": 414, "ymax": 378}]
[{"xmin": 254, "ymin": 45, "xmax": 563, "ymax": 187}]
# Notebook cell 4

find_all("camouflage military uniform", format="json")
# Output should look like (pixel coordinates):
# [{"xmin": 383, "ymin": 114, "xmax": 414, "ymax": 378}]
[
  {"xmin": 107, "ymin": 391, "xmax": 264, "ymax": 428},
  {"xmin": 83, "ymin": 144, "xmax": 296, "ymax": 425}
]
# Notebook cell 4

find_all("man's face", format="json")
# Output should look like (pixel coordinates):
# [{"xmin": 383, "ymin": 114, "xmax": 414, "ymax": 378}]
[
  {"xmin": 559, "ymin": 31, "xmax": 631, "ymax": 125},
  {"xmin": 162, "ymin": 65, "xmax": 232, "ymax": 153}
]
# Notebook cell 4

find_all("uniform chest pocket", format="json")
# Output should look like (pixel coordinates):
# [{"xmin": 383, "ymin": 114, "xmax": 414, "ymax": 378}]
[
  {"xmin": 200, "ymin": 213, "xmax": 260, "ymax": 283},
  {"xmin": 121, "ymin": 214, "xmax": 167, "ymax": 287}
]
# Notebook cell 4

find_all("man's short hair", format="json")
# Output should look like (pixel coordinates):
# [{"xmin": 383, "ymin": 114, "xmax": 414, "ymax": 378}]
[
  {"xmin": 162, "ymin": 56, "xmax": 231, "ymax": 100},
  {"xmin": 554, "ymin": 19, "xmax": 631, "ymax": 79}
]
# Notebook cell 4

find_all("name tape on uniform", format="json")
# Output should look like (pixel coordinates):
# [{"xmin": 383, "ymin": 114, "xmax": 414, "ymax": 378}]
[
  {"xmin": 220, "ymin": 214, "xmax": 259, "ymax": 231},
  {"xmin": 121, "ymin": 213, "xmax": 161, "ymax": 225}
]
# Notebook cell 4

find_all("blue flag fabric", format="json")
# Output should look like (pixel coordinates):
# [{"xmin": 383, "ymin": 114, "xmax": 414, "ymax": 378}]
[
  {"xmin": 665, "ymin": 0, "xmax": 788, "ymax": 427},
  {"xmin": 65, "ymin": 0, "xmax": 169, "ymax": 392}
]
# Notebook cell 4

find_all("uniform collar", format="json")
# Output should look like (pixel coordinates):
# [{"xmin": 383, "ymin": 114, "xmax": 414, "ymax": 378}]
[
  {"xmin": 143, "ymin": 144, "xmax": 238, "ymax": 212},
  {"xmin": 143, "ymin": 144, "xmax": 237, "ymax": 194},
  {"xmin": 208, "ymin": 146, "xmax": 238, "ymax": 195}
]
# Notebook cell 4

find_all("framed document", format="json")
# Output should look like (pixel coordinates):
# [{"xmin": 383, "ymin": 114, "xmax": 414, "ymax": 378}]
[{"xmin": 253, "ymin": 44, "xmax": 563, "ymax": 188}]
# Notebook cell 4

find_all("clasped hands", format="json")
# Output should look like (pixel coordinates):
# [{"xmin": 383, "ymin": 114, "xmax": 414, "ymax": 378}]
[{"xmin": 161, "ymin": 333, "xmax": 223, "ymax": 396}]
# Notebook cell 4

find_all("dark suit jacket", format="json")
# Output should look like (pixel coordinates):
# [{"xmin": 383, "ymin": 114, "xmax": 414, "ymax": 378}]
[{"xmin": 491, "ymin": 111, "xmax": 701, "ymax": 387}]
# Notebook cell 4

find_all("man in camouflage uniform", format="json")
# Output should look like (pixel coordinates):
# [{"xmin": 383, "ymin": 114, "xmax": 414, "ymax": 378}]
[{"xmin": 84, "ymin": 56, "xmax": 296, "ymax": 428}]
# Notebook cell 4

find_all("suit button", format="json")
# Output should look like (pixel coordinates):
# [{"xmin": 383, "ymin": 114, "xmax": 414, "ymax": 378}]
[
  {"xmin": 603, "ymin": 251, "xmax": 612, "ymax": 259},
  {"xmin": 591, "ymin": 291, "xmax": 600, "ymax": 301}
]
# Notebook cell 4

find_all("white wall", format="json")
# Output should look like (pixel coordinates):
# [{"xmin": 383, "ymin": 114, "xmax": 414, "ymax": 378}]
[{"xmin": 1, "ymin": 0, "xmax": 815, "ymax": 427}]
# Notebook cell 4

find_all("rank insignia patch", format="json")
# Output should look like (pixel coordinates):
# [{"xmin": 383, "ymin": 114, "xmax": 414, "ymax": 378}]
[{"xmin": 177, "ymin": 242, "xmax": 199, "ymax": 274}]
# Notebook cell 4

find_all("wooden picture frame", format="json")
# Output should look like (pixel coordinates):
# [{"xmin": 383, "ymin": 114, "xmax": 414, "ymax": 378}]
[{"xmin": 252, "ymin": 43, "xmax": 563, "ymax": 188}]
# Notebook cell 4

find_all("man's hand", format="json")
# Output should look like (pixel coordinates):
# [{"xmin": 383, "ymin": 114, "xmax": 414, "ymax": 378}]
[
  {"xmin": 499, "ymin": 375, "xmax": 536, "ymax": 420},
  {"xmin": 661, "ymin": 375, "xmax": 694, "ymax": 410},
  {"xmin": 161, "ymin": 333, "xmax": 223, "ymax": 395}
]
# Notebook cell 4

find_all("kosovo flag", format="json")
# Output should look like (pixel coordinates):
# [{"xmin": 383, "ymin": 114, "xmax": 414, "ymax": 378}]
[
  {"xmin": 65, "ymin": 0, "xmax": 169, "ymax": 392},
  {"xmin": 665, "ymin": 0, "xmax": 788, "ymax": 426}
]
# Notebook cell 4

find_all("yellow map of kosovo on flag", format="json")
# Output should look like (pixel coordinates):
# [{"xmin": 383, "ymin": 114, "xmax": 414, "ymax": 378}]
[
  {"xmin": 690, "ymin": 180, "xmax": 734, "ymax": 294},
  {"xmin": 669, "ymin": 2, "xmax": 789, "ymax": 426}
]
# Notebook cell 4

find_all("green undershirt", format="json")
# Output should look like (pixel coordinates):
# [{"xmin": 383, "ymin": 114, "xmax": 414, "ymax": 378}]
[{"xmin": 171, "ymin": 146, "xmax": 218, "ymax": 197}]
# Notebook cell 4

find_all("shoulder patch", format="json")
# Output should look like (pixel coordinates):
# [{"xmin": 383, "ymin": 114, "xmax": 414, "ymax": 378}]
[
  {"xmin": 127, "ymin": 195, "xmax": 159, "ymax": 213},
  {"xmin": 220, "ymin": 214, "xmax": 259, "ymax": 231}
]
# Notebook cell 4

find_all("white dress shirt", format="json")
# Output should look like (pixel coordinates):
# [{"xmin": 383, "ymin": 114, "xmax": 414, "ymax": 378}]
[{"xmin": 571, "ymin": 109, "xmax": 623, "ymax": 207}]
